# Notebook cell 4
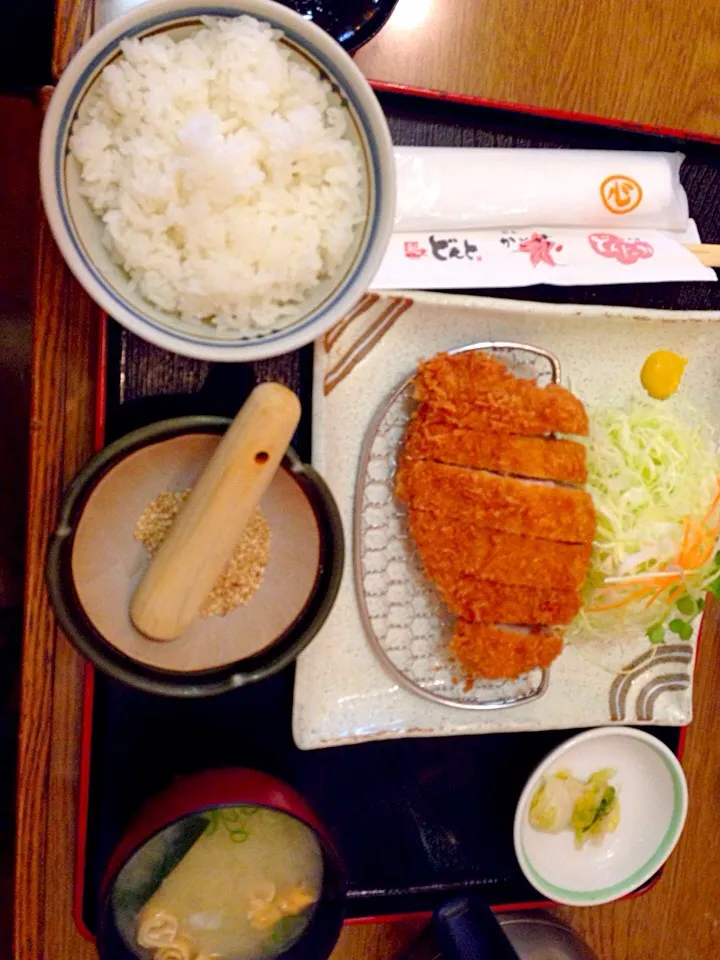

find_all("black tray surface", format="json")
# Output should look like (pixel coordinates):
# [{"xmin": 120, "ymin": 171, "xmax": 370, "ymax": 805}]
[{"xmin": 81, "ymin": 87, "xmax": 716, "ymax": 934}]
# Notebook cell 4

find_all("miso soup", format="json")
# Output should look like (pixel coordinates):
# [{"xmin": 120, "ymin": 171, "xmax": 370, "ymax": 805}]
[{"xmin": 112, "ymin": 806, "xmax": 324, "ymax": 960}]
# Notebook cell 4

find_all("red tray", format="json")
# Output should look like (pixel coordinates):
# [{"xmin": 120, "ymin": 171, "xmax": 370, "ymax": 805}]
[{"xmin": 71, "ymin": 79, "xmax": 704, "ymax": 943}]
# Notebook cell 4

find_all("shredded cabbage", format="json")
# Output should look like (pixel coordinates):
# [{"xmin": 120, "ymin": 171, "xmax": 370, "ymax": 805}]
[{"xmin": 571, "ymin": 398, "xmax": 720, "ymax": 645}]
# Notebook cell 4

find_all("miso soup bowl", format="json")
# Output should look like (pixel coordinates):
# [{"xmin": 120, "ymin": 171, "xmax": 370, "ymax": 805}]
[
  {"xmin": 46, "ymin": 416, "xmax": 344, "ymax": 697},
  {"xmin": 98, "ymin": 768, "xmax": 347, "ymax": 960}
]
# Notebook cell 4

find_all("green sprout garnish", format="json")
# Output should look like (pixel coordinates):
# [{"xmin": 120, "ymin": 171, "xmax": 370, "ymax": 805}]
[
  {"xmin": 668, "ymin": 618, "xmax": 694, "ymax": 640},
  {"xmin": 647, "ymin": 623, "xmax": 665, "ymax": 645}
]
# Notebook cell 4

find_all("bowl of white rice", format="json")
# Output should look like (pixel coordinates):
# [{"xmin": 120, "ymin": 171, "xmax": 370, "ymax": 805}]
[{"xmin": 40, "ymin": 0, "xmax": 395, "ymax": 361}]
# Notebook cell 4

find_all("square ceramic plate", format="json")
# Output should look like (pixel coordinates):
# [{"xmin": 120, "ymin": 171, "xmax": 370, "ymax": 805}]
[{"xmin": 292, "ymin": 291, "xmax": 719, "ymax": 750}]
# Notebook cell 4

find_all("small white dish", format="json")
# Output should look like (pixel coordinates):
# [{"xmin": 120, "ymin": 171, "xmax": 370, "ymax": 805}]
[
  {"xmin": 513, "ymin": 727, "xmax": 688, "ymax": 906},
  {"xmin": 39, "ymin": 0, "xmax": 395, "ymax": 362}
]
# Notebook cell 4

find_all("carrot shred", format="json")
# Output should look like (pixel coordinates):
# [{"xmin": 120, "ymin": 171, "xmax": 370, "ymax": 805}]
[
  {"xmin": 678, "ymin": 519, "xmax": 702, "ymax": 568},
  {"xmin": 587, "ymin": 586, "xmax": 654, "ymax": 612},
  {"xmin": 678, "ymin": 517, "xmax": 691, "ymax": 562},
  {"xmin": 589, "ymin": 481, "xmax": 720, "ymax": 619},
  {"xmin": 684, "ymin": 538, "xmax": 715, "ymax": 571},
  {"xmin": 677, "ymin": 512, "xmax": 720, "ymax": 570},
  {"xmin": 666, "ymin": 583, "xmax": 685, "ymax": 605},
  {"xmin": 644, "ymin": 585, "xmax": 668, "ymax": 609},
  {"xmin": 702, "ymin": 481, "xmax": 720, "ymax": 525}
]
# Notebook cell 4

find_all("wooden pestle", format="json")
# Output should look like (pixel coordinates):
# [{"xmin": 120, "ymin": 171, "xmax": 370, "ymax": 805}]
[{"xmin": 130, "ymin": 383, "xmax": 301, "ymax": 641}]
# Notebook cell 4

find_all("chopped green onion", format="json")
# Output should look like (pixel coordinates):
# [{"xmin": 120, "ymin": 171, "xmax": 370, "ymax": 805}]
[
  {"xmin": 227, "ymin": 826, "xmax": 250, "ymax": 843},
  {"xmin": 205, "ymin": 807, "xmax": 256, "ymax": 843}
]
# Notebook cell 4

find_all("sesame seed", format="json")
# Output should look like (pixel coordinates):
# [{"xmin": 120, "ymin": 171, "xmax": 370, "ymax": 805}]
[{"xmin": 134, "ymin": 489, "xmax": 271, "ymax": 618}]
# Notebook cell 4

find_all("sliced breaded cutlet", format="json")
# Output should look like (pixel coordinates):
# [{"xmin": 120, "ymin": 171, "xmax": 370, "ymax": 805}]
[
  {"xmin": 403, "ymin": 415, "xmax": 587, "ymax": 484},
  {"xmin": 415, "ymin": 351, "xmax": 515, "ymax": 401},
  {"xmin": 414, "ymin": 352, "xmax": 589, "ymax": 437},
  {"xmin": 396, "ymin": 459, "xmax": 596, "ymax": 544},
  {"xmin": 450, "ymin": 622, "xmax": 564, "ymax": 680},
  {"xmin": 419, "ymin": 393, "xmax": 588, "ymax": 437},
  {"xmin": 394, "ymin": 349, "xmax": 593, "ymax": 685},
  {"xmin": 435, "ymin": 576, "xmax": 582, "ymax": 625},
  {"xmin": 408, "ymin": 512, "xmax": 592, "ymax": 592}
]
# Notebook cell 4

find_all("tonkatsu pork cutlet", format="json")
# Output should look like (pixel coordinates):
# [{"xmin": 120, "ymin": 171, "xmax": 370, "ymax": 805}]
[
  {"xmin": 435, "ymin": 576, "xmax": 582, "ymax": 626},
  {"xmin": 420, "ymin": 393, "xmax": 588, "ymax": 437},
  {"xmin": 450, "ymin": 622, "xmax": 564, "ymax": 680},
  {"xmin": 396, "ymin": 459, "xmax": 596, "ymax": 545},
  {"xmin": 403, "ymin": 414, "xmax": 587, "ymax": 484},
  {"xmin": 394, "ymin": 348, "xmax": 594, "ymax": 686},
  {"xmin": 408, "ymin": 512, "xmax": 592, "ymax": 592},
  {"xmin": 414, "ymin": 352, "xmax": 589, "ymax": 437},
  {"xmin": 415, "ymin": 351, "xmax": 514, "ymax": 402}
]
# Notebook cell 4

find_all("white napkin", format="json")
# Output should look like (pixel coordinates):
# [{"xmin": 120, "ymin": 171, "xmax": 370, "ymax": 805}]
[{"xmin": 394, "ymin": 147, "xmax": 689, "ymax": 232}]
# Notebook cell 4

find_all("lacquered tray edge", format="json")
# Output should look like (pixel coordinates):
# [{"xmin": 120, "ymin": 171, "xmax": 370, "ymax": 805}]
[{"xmin": 369, "ymin": 79, "xmax": 720, "ymax": 148}]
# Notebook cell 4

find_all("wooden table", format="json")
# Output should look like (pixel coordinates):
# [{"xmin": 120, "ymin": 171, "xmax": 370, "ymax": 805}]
[{"xmin": 17, "ymin": 1, "xmax": 720, "ymax": 958}]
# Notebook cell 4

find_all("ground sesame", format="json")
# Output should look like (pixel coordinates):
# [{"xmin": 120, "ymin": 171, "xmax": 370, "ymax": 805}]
[{"xmin": 134, "ymin": 489, "xmax": 271, "ymax": 617}]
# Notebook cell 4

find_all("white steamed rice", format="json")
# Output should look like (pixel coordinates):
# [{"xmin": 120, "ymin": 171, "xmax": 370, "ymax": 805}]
[{"xmin": 69, "ymin": 15, "xmax": 364, "ymax": 332}]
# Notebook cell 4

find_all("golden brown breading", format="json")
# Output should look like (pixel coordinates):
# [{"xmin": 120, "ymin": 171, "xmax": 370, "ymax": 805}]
[
  {"xmin": 435, "ymin": 576, "xmax": 582, "ymax": 625},
  {"xmin": 408, "ymin": 512, "xmax": 592, "ymax": 591},
  {"xmin": 415, "ymin": 351, "xmax": 513, "ymax": 401},
  {"xmin": 414, "ymin": 352, "xmax": 589, "ymax": 437},
  {"xmin": 450, "ymin": 622, "xmax": 564, "ymax": 680},
  {"xmin": 420, "ymin": 393, "xmax": 588, "ymax": 437},
  {"xmin": 396, "ymin": 460, "xmax": 596, "ymax": 544},
  {"xmin": 395, "ymin": 349, "xmax": 593, "ymax": 683},
  {"xmin": 403, "ymin": 415, "xmax": 587, "ymax": 483}
]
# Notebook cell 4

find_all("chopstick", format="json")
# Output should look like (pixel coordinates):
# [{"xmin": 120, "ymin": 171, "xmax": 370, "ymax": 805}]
[{"xmin": 684, "ymin": 243, "xmax": 720, "ymax": 267}]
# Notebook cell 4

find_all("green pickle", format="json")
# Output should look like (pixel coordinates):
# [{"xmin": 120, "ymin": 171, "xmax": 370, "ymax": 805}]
[{"xmin": 529, "ymin": 767, "xmax": 620, "ymax": 848}]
